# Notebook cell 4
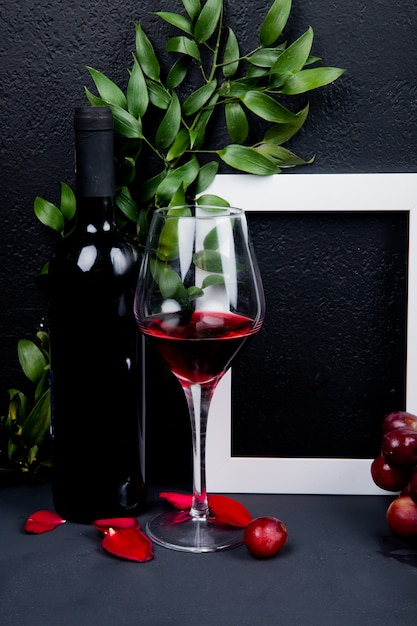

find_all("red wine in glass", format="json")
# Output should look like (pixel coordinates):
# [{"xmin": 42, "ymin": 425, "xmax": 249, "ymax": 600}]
[{"xmin": 140, "ymin": 311, "xmax": 256, "ymax": 385}]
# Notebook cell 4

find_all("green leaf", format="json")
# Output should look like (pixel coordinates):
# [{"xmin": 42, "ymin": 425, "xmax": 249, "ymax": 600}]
[
  {"xmin": 182, "ymin": 0, "xmax": 201, "ymax": 20},
  {"xmin": 223, "ymin": 27, "xmax": 239, "ymax": 78},
  {"xmin": 168, "ymin": 205, "xmax": 193, "ymax": 217},
  {"xmin": 155, "ymin": 11, "xmax": 193, "ymax": 34},
  {"xmin": 217, "ymin": 145, "xmax": 278, "ymax": 175},
  {"xmin": 270, "ymin": 27, "xmax": 314, "ymax": 84},
  {"xmin": 192, "ymin": 92, "xmax": 219, "ymax": 149},
  {"xmin": 135, "ymin": 24, "xmax": 160, "ymax": 81},
  {"xmin": 166, "ymin": 36, "xmax": 201, "ymax": 62},
  {"xmin": 160, "ymin": 267, "xmax": 187, "ymax": 300},
  {"xmin": 187, "ymin": 285, "xmax": 204, "ymax": 299},
  {"xmin": 194, "ymin": 161, "xmax": 219, "ymax": 194},
  {"xmin": 264, "ymin": 103, "xmax": 309, "ymax": 145},
  {"xmin": 157, "ymin": 207, "xmax": 193, "ymax": 264},
  {"xmin": 150, "ymin": 205, "xmax": 191, "ymax": 270},
  {"xmin": 157, "ymin": 225, "xmax": 180, "ymax": 262},
  {"xmin": 141, "ymin": 170, "xmax": 167, "ymax": 204},
  {"xmin": 7, "ymin": 390, "xmax": 29, "ymax": 425},
  {"xmin": 20, "ymin": 389, "xmax": 50, "ymax": 447},
  {"xmin": 86, "ymin": 67, "xmax": 127, "ymax": 109},
  {"xmin": 197, "ymin": 194, "xmax": 230, "ymax": 207},
  {"xmin": 260, "ymin": 0, "xmax": 292, "ymax": 46},
  {"xmin": 305, "ymin": 55, "xmax": 322, "ymax": 66},
  {"xmin": 28, "ymin": 444, "xmax": 39, "ymax": 465},
  {"xmin": 169, "ymin": 184, "xmax": 187, "ymax": 208},
  {"xmin": 167, "ymin": 57, "xmax": 191, "ymax": 89},
  {"xmin": 18, "ymin": 340, "xmax": 47, "ymax": 384},
  {"xmin": 7, "ymin": 440, "xmax": 18, "ymax": 461},
  {"xmin": 256, "ymin": 144, "xmax": 314, "ymax": 166},
  {"xmin": 116, "ymin": 186, "xmax": 139, "ymax": 222},
  {"xmin": 36, "ymin": 330, "xmax": 50, "ymax": 355},
  {"xmin": 202, "ymin": 274, "xmax": 225, "ymax": 288},
  {"xmin": 218, "ymin": 81, "xmax": 256, "ymax": 98},
  {"xmin": 34, "ymin": 197, "xmax": 64, "ymax": 234},
  {"xmin": 225, "ymin": 102, "xmax": 249, "ymax": 144},
  {"xmin": 137, "ymin": 207, "xmax": 150, "ymax": 245},
  {"xmin": 166, "ymin": 128, "xmax": 191, "ymax": 161},
  {"xmin": 38, "ymin": 261, "xmax": 49, "ymax": 277},
  {"xmin": 193, "ymin": 249, "xmax": 224, "ymax": 273},
  {"xmin": 35, "ymin": 368, "xmax": 50, "ymax": 402},
  {"xmin": 127, "ymin": 55, "xmax": 149, "ymax": 118},
  {"xmin": 84, "ymin": 87, "xmax": 107, "ymax": 107},
  {"xmin": 248, "ymin": 46, "xmax": 285, "ymax": 68},
  {"xmin": 118, "ymin": 155, "xmax": 137, "ymax": 186},
  {"xmin": 111, "ymin": 106, "xmax": 143, "ymax": 139},
  {"xmin": 147, "ymin": 83, "xmax": 171, "ymax": 109},
  {"xmin": 281, "ymin": 66, "xmax": 346, "ymax": 95},
  {"xmin": 156, "ymin": 156, "xmax": 200, "ymax": 201},
  {"xmin": 246, "ymin": 65, "xmax": 269, "ymax": 80},
  {"xmin": 183, "ymin": 79, "xmax": 217, "ymax": 116},
  {"xmin": 241, "ymin": 91, "xmax": 298, "ymax": 123},
  {"xmin": 156, "ymin": 92, "xmax": 182, "ymax": 149},
  {"xmin": 59, "ymin": 182, "xmax": 76, "ymax": 222},
  {"xmin": 194, "ymin": 0, "xmax": 222, "ymax": 43},
  {"xmin": 203, "ymin": 226, "xmax": 220, "ymax": 249}
]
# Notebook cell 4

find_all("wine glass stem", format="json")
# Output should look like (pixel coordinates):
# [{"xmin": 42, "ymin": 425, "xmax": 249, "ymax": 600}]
[{"xmin": 182, "ymin": 382, "xmax": 216, "ymax": 520}]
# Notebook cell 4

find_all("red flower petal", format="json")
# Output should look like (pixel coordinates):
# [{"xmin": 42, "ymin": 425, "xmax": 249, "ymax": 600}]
[
  {"xmin": 101, "ymin": 527, "xmax": 154, "ymax": 562},
  {"xmin": 24, "ymin": 510, "xmax": 66, "ymax": 534},
  {"xmin": 160, "ymin": 492, "xmax": 253, "ymax": 528},
  {"xmin": 173, "ymin": 511, "xmax": 192, "ymax": 524},
  {"xmin": 159, "ymin": 492, "xmax": 193, "ymax": 510},
  {"xmin": 208, "ymin": 495, "xmax": 253, "ymax": 528},
  {"xmin": 93, "ymin": 517, "xmax": 140, "ymax": 533}
]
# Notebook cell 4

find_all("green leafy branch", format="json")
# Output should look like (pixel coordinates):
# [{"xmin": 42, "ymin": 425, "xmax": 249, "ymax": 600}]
[
  {"xmin": 35, "ymin": 0, "xmax": 345, "ymax": 248},
  {"xmin": 0, "ymin": 332, "xmax": 51, "ymax": 480},
  {"xmin": 84, "ymin": 0, "xmax": 344, "ymax": 245}
]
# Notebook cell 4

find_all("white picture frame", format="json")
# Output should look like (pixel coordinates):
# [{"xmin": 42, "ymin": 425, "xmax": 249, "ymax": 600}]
[{"xmin": 205, "ymin": 173, "xmax": 417, "ymax": 495}]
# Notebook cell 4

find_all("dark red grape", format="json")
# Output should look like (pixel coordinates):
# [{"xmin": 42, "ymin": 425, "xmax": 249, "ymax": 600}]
[
  {"xmin": 244, "ymin": 516, "xmax": 288, "ymax": 558},
  {"xmin": 371, "ymin": 455, "xmax": 411, "ymax": 491},
  {"xmin": 381, "ymin": 430, "xmax": 417, "ymax": 467},
  {"xmin": 382, "ymin": 411, "xmax": 417, "ymax": 434}
]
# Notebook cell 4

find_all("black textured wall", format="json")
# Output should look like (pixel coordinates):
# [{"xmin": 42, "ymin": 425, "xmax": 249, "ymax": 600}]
[{"xmin": 1, "ymin": 1, "xmax": 416, "ymax": 465}]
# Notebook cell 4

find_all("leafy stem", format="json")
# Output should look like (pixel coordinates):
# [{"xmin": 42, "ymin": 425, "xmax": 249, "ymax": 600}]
[{"xmin": 36, "ymin": 0, "xmax": 345, "ymax": 247}]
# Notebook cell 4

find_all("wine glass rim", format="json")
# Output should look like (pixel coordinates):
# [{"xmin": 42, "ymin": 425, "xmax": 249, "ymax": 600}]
[{"xmin": 155, "ymin": 205, "xmax": 244, "ymax": 218}]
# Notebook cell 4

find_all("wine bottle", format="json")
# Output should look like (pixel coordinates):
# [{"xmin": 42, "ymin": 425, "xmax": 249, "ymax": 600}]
[{"xmin": 48, "ymin": 106, "xmax": 146, "ymax": 523}]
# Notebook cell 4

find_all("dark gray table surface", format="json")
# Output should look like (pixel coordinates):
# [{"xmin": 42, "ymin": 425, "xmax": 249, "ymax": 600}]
[{"xmin": 1, "ymin": 483, "xmax": 416, "ymax": 626}]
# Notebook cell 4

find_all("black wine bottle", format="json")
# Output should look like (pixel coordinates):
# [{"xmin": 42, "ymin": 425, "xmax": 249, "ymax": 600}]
[{"xmin": 49, "ymin": 106, "xmax": 146, "ymax": 523}]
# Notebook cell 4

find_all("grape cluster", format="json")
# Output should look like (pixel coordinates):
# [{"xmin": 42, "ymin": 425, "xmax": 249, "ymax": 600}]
[{"xmin": 371, "ymin": 411, "xmax": 417, "ymax": 540}]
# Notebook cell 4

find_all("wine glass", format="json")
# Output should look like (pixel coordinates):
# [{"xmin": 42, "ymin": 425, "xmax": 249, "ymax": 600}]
[{"xmin": 134, "ymin": 205, "xmax": 265, "ymax": 552}]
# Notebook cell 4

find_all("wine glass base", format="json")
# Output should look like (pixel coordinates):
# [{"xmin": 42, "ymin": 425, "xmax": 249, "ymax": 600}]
[{"xmin": 146, "ymin": 510, "xmax": 245, "ymax": 553}]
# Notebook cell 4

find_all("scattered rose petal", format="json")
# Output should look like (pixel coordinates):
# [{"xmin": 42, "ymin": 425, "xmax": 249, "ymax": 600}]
[
  {"xmin": 160, "ymin": 492, "xmax": 193, "ymax": 510},
  {"xmin": 24, "ymin": 510, "xmax": 66, "ymax": 534},
  {"xmin": 101, "ymin": 527, "xmax": 154, "ymax": 562},
  {"xmin": 160, "ymin": 492, "xmax": 253, "ymax": 527},
  {"xmin": 93, "ymin": 517, "xmax": 140, "ymax": 533},
  {"xmin": 207, "ymin": 495, "xmax": 253, "ymax": 528},
  {"xmin": 173, "ymin": 511, "xmax": 192, "ymax": 524}
]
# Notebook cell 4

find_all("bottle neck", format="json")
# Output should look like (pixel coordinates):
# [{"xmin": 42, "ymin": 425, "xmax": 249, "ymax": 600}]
[
  {"xmin": 74, "ymin": 115, "xmax": 116, "ymax": 233},
  {"xmin": 75, "ymin": 125, "xmax": 115, "ymax": 198},
  {"xmin": 75, "ymin": 196, "xmax": 116, "ymax": 233}
]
